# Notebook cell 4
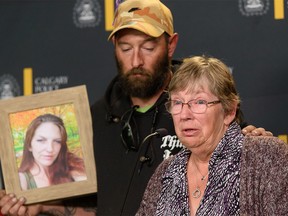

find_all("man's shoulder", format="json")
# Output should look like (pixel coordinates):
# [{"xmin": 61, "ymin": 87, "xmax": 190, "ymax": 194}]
[
  {"xmin": 91, "ymin": 97, "xmax": 105, "ymax": 110},
  {"xmin": 90, "ymin": 97, "xmax": 107, "ymax": 119}
]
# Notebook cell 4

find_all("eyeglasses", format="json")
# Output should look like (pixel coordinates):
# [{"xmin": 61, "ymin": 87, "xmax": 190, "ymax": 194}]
[
  {"xmin": 165, "ymin": 99, "xmax": 221, "ymax": 115},
  {"xmin": 120, "ymin": 105, "xmax": 139, "ymax": 151}
]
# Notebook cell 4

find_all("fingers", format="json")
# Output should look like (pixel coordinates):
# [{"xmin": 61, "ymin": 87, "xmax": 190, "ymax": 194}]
[
  {"xmin": 242, "ymin": 125, "xmax": 273, "ymax": 136},
  {"xmin": 257, "ymin": 129, "xmax": 273, "ymax": 136},
  {"xmin": 251, "ymin": 127, "xmax": 265, "ymax": 136},
  {"xmin": 250, "ymin": 127, "xmax": 273, "ymax": 136},
  {"xmin": 0, "ymin": 193, "xmax": 27, "ymax": 216},
  {"xmin": 0, "ymin": 193, "xmax": 13, "ymax": 209},
  {"xmin": 265, "ymin": 131, "xmax": 273, "ymax": 136},
  {"xmin": 0, "ymin": 190, "xmax": 6, "ymax": 199},
  {"xmin": 17, "ymin": 204, "xmax": 29, "ymax": 216},
  {"xmin": 241, "ymin": 125, "xmax": 256, "ymax": 135}
]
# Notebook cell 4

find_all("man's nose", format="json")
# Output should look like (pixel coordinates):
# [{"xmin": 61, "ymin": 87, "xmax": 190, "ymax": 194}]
[{"xmin": 131, "ymin": 50, "xmax": 144, "ymax": 68}]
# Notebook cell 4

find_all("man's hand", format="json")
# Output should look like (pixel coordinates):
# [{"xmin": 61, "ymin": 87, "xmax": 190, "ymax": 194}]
[
  {"xmin": 0, "ymin": 191, "xmax": 96, "ymax": 216},
  {"xmin": 0, "ymin": 192, "xmax": 42, "ymax": 216},
  {"xmin": 0, "ymin": 193, "xmax": 27, "ymax": 216},
  {"xmin": 242, "ymin": 125, "xmax": 273, "ymax": 136}
]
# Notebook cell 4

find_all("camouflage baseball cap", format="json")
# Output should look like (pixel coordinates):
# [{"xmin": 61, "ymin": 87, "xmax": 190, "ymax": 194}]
[{"xmin": 108, "ymin": 0, "xmax": 174, "ymax": 40}]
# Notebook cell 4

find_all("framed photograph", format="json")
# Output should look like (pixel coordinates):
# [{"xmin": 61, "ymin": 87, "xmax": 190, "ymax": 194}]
[{"xmin": 0, "ymin": 85, "xmax": 97, "ymax": 204}]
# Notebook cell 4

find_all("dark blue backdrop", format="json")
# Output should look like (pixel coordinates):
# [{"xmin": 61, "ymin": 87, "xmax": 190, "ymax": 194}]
[{"xmin": 0, "ymin": 0, "xmax": 287, "ymax": 137}]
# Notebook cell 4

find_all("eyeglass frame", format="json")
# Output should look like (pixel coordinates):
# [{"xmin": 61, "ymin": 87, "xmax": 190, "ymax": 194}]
[{"xmin": 165, "ymin": 99, "xmax": 221, "ymax": 115}]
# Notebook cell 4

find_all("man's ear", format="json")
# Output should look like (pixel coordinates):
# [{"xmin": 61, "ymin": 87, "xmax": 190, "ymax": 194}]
[
  {"xmin": 168, "ymin": 33, "xmax": 179, "ymax": 59},
  {"xmin": 111, "ymin": 36, "xmax": 116, "ymax": 45}
]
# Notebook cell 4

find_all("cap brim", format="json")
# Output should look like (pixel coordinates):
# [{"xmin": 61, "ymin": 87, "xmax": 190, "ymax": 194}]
[{"xmin": 107, "ymin": 22, "xmax": 165, "ymax": 40}]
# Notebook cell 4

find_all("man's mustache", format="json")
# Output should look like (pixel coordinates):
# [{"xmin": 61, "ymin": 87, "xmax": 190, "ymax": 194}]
[{"xmin": 126, "ymin": 69, "xmax": 150, "ymax": 77}]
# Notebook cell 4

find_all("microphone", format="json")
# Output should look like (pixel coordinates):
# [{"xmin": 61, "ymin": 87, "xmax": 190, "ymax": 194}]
[
  {"xmin": 153, "ymin": 128, "xmax": 168, "ymax": 137},
  {"xmin": 138, "ymin": 128, "xmax": 168, "ymax": 169},
  {"xmin": 139, "ymin": 128, "xmax": 168, "ymax": 158},
  {"xmin": 120, "ymin": 128, "xmax": 168, "ymax": 215}
]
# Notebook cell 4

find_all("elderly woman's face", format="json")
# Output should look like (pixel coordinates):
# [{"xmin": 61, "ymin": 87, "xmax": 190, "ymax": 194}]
[{"xmin": 171, "ymin": 84, "xmax": 231, "ymax": 151}]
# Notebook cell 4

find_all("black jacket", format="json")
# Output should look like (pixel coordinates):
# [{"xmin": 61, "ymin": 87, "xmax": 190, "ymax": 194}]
[{"xmin": 91, "ymin": 74, "xmax": 183, "ymax": 215}]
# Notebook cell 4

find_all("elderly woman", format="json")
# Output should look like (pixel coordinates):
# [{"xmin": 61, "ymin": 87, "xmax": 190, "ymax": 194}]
[{"xmin": 136, "ymin": 56, "xmax": 288, "ymax": 215}]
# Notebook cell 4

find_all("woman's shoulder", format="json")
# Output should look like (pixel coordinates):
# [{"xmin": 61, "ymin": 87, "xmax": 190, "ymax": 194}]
[
  {"xmin": 18, "ymin": 171, "xmax": 29, "ymax": 190},
  {"xmin": 144, "ymin": 156, "xmax": 175, "ymax": 188},
  {"xmin": 242, "ymin": 136, "xmax": 288, "ymax": 167},
  {"xmin": 155, "ymin": 155, "xmax": 176, "ymax": 175},
  {"xmin": 240, "ymin": 136, "xmax": 288, "ymax": 214},
  {"xmin": 243, "ymin": 136, "xmax": 288, "ymax": 153}
]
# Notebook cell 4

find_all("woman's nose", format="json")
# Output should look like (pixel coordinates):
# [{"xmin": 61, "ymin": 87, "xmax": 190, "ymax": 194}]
[
  {"xmin": 45, "ymin": 141, "xmax": 54, "ymax": 151},
  {"xmin": 180, "ymin": 103, "xmax": 194, "ymax": 119}
]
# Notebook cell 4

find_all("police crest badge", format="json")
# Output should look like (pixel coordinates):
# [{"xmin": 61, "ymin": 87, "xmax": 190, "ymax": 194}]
[{"xmin": 73, "ymin": 0, "xmax": 102, "ymax": 28}]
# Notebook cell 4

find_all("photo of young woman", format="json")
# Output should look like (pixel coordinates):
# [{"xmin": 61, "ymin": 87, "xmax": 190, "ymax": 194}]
[{"xmin": 18, "ymin": 114, "xmax": 87, "ymax": 190}]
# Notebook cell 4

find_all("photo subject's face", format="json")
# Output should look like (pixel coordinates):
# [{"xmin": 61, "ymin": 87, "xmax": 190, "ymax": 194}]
[{"xmin": 30, "ymin": 122, "xmax": 62, "ymax": 167}]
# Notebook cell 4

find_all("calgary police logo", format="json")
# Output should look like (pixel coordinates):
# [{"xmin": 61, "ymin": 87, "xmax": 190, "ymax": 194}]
[
  {"xmin": 0, "ymin": 74, "xmax": 21, "ymax": 100},
  {"xmin": 239, "ymin": 0, "xmax": 269, "ymax": 16},
  {"xmin": 73, "ymin": 0, "xmax": 102, "ymax": 28}
]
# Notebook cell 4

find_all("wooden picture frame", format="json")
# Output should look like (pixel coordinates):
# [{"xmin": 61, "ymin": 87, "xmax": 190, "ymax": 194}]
[{"xmin": 0, "ymin": 85, "xmax": 97, "ymax": 204}]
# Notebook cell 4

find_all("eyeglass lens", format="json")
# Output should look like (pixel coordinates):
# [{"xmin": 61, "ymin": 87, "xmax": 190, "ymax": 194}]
[{"xmin": 166, "ymin": 100, "xmax": 220, "ymax": 114}]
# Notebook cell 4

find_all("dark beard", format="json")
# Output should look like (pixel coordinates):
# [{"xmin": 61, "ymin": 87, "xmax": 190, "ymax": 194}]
[{"xmin": 116, "ymin": 52, "xmax": 170, "ymax": 99}]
